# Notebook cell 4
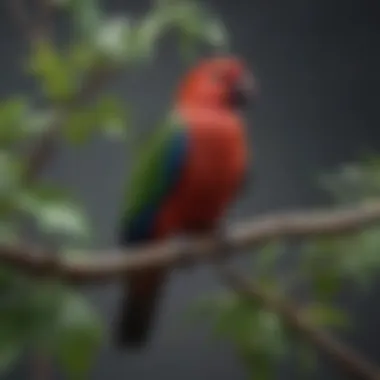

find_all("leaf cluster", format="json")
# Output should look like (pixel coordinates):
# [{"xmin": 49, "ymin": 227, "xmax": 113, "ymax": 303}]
[
  {"xmin": 188, "ymin": 158, "xmax": 380, "ymax": 379},
  {"xmin": 1, "ymin": 0, "xmax": 229, "ymax": 378}
]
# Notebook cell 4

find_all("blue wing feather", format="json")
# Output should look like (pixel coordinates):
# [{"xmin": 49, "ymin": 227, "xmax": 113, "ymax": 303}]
[{"xmin": 122, "ymin": 129, "xmax": 188, "ymax": 243}]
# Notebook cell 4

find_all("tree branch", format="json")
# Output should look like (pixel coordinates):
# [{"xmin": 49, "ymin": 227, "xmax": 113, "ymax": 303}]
[
  {"xmin": 22, "ymin": 65, "xmax": 113, "ymax": 185},
  {"xmin": 218, "ymin": 265, "xmax": 380, "ymax": 380},
  {"xmin": 7, "ymin": 0, "xmax": 115, "ymax": 186},
  {"xmin": 0, "ymin": 201, "xmax": 380, "ymax": 283},
  {"xmin": 6, "ymin": 4, "xmax": 380, "ymax": 379}
]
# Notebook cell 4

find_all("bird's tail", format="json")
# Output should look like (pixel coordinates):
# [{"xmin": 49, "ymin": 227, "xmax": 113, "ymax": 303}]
[{"xmin": 115, "ymin": 270, "xmax": 166, "ymax": 349}]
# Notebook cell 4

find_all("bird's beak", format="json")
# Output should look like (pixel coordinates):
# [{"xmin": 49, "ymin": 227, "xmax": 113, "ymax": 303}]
[{"xmin": 230, "ymin": 72, "xmax": 258, "ymax": 108}]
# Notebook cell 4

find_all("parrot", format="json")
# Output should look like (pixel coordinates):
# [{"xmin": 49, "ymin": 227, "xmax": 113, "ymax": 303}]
[{"xmin": 115, "ymin": 56, "xmax": 256, "ymax": 349}]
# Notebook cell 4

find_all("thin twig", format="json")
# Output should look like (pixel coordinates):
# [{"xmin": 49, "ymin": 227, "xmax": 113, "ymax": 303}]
[
  {"xmin": 7, "ymin": 0, "xmax": 115, "ymax": 185},
  {"xmin": 217, "ymin": 265, "xmax": 380, "ymax": 380},
  {"xmin": 1, "ymin": 201, "xmax": 380, "ymax": 283},
  {"xmin": 22, "ymin": 65, "xmax": 113, "ymax": 186}
]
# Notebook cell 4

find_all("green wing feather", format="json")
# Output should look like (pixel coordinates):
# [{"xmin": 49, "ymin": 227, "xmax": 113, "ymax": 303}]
[{"xmin": 121, "ymin": 112, "xmax": 185, "ymax": 224}]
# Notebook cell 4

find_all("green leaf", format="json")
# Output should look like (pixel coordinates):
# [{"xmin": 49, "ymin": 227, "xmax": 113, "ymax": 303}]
[
  {"xmin": 28, "ymin": 40, "xmax": 77, "ymax": 101},
  {"xmin": 67, "ymin": 43, "xmax": 99, "ymax": 74},
  {"xmin": 64, "ymin": 96, "xmax": 128, "ymax": 144},
  {"xmin": 0, "ymin": 342, "xmax": 23, "ymax": 375},
  {"xmin": 0, "ymin": 266, "xmax": 15, "ymax": 294},
  {"xmin": 64, "ymin": 1, "xmax": 129, "ymax": 68},
  {"xmin": 188, "ymin": 292, "xmax": 258, "ymax": 344},
  {"xmin": 129, "ymin": 0, "xmax": 229, "ymax": 62},
  {"xmin": 0, "ymin": 152, "xmax": 23, "ymax": 218},
  {"xmin": 319, "ymin": 158, "xmax": 380, "ymax": 204},
  {"xmin": 0, "ymin": 222, "xmax": 19, "ymax": 244},
  {"xmin": 301, "ymin": 303, "xmax": 350, "ymax": 329},
  {"xmin": 251, "ymin": 310, "xmax": 288, "ymax": 357},
  {"xmin": 304, "ymin": 226, "xmax": 380, "ymax": 293},
  {"xmin": 95, "ymin": 96, "xmax": 129, "ymax": 140},
  {"xmin": 0, "ymin": 280, "xmax": 98, "ymax": 380},
  {"xmin": 294, "ymin": 341, "xmax": 317, "ymax": 376},
  {"xmin": 15, "ymin": 184, "xmax": 90, "ymax": 241},
  {"xmin": 213, "ymin": 297, "xmax": 257, "ymax": 344},
  {"xmin": 238, "ymin": 348, "xmax": 275, "ymax": 380},
  {"xmin": 25, "ymin": 109, "xmax": 57, "ymax": 136},
  {"xmin": 202, "ymin": 17, "xmax": 229, "ymax": 50},
  {"xmin": 0, "ymin": 152, "xmax": 22, "ymax": 195},
  {"xmin": 339, "ymin": 227, "xmax": 380, "ymax": 287},
  {"xmin": 64, "ymin": 108, "xmax": 99, "ymax": 144},
  {"xmin": 26, "ymin": 281, "xmax": 66, "ymax": 343},
  {"xmin": 207, "ymin": 292, "xmax": 288, "ymax": 357},
  {"xmin": 93, "ymin": 17, "xmax": 133, "ymax": 64},
  {"xmin": 131, "ymin": 7, "xmax": 170, "ymax": 61},
  {"xmin": 54, "ymin": 291, "xmax": 103, "ymax": 380},
  {"xmin": 178, "ymin": 31, "xmax": 198, "ymax": 62},
  {"xmin": 172, "ymin": 1, "xmax": 229, "ymax": 53},
  {"xmin": 254, "ymin": 241, "xmax": 282, "ymax": 280},
  {"xmin": 301, "ymin": 239, "xmax": 344, "ymax": 302},
  {"xmin": 319, "ymin": 164, "xmax": 365, "ymax": 204},
  {"xmin": 70, "ymin": 0, "xmax": 103, "ymax": 43},
  {"xmin": 0, "ymin": 279, "xmax": 58, "ymax": 360},
  {"xmin": 0, "ymin": 97, "xmax": 29, "ymax": 146},
  {"xmin": 27, "ymin": 197, "xmax": 89, "ymax": 239},
  {"xmin": 311, "ymin": 270, "xmax": 342, "ymax": 302}
]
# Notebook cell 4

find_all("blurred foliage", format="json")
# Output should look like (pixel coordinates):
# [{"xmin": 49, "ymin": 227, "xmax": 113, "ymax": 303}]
[
  {"xmin": 0, "ymin": 0, "xmax": 229, "ymax": 378},
  {"xmin": 2, "ymin": 0, "xmax": 380, "ymax": 379},
  {"xmin": 188, "ymin": 159, "xmax": 380, "ymax": 379}
]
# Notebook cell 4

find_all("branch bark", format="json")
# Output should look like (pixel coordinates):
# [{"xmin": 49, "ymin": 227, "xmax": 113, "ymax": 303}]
[
  {"xmin": 218, "ymin": 265, "xmax": 380, "ymax": 380},
  {"xmin": 1, "ymin": 201, "xmax": 380, "ymax": 283},
  {"xmin": 7, "ymin": 5, "xmax": 114, "ymax": 380}
]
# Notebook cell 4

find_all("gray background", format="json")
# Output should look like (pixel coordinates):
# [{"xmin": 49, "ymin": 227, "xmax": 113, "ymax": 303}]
[{"xmin": 1, "ymin": 0, "xmax": 380, "ymax": 379}]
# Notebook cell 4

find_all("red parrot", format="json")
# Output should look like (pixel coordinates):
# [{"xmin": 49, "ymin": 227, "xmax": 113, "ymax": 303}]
[{"xmin": 115, "ymin": 56, "xmax": 255, "ymax": 348}]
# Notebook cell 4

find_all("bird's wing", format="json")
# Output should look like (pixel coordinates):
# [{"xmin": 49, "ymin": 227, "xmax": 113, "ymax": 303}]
[{"xmin": 120, "ymin": 114, "xmax": 188, "ymax": 243}]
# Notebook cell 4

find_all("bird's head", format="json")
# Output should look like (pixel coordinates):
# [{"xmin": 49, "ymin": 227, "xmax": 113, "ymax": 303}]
[{"xmin": 176, "ymin": 56, "xmax": 258, "ymax": 110}]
